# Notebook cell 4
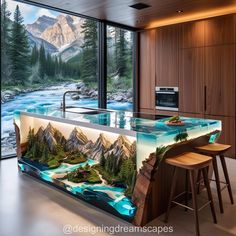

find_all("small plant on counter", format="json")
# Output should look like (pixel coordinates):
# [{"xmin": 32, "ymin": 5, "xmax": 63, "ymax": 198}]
[
  {"xmin": 174, "ymin": 130, "xmax": 189, "ymax": 142},
  {"xmin": 168, "ymin": 116, "xmax": 181, "ymax": 123}
]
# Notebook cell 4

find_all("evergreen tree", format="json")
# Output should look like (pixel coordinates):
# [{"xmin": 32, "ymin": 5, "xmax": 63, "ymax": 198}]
[
  {"xmin": 1, "ymin": 0, "xmax": 12, "ymax": 85},
  {"xmin": 58, "ymin": 56, "xmax": 63, "ymax": 74},
  {"xmin": 30, "ymin": 44, "xmax": 38, "ymax": 65},
  {"xmin": 80, "ymin": 19, "xmax": 98, "ymax": 83},
  {"xmin": 100, "ymin": 150, "xmax": 106, "ymax": 167},
  {"xmin": 8, "ymin": 5, "xmax": 30, "ymax": 85},
  {"xmin": 45, "ymin": 53, "xmax": 55, "ymax": 76},
  {"xmin": 39, "ymin": 44, "xmax": 46, "ymax": 78},
  {"xmin": 55, "ymin": 57, "xmax": 59, "ymax": 75},
  {"xmin": 115, "ymin": 28, "xmax": 128, "ymax": 77}
]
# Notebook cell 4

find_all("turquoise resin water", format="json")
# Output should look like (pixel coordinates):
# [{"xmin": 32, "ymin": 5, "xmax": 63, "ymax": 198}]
[{"xmin": 18, "ymin": 158, "xmax": 136, "ymax": 218}]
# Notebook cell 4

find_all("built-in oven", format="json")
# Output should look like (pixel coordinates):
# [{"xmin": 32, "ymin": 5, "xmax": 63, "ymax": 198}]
[{"xmin": 155, "ymin": 87, "xmax": 179, "ymax": 111}]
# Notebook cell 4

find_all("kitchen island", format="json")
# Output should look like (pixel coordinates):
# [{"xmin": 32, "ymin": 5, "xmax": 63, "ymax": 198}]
[{"xmin": 14, "ymin": 107, "xmax": 221, "ymax": 225}]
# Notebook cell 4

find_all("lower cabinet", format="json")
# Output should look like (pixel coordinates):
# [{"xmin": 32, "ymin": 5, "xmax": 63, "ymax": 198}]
[
  {"xmin": 179, "ymin": 112, "xmax": 203, "ymax": 118},
  {"xmin": 205, "ymin": 115, "xmax": 236, "ymax": 158},
  {"xmin": 139, "ymin": 108, "xmax": 155, "ymax": 114},
  {"xmin": 156, "ymin": 110, "xmax": 179, "ymax": 117}
]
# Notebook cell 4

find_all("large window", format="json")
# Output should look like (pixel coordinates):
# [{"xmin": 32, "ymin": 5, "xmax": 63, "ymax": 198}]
[
  {"xmin": 106, "ymin": 25, "xmax": 134, "ymax": 111},
  {"xmin": 1, "ymin": 0, "xmax": 135, "ymax": 158}
]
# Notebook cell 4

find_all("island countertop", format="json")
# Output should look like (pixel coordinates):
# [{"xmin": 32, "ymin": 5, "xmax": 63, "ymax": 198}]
[
  {"xmin": 15, "ymin": 106, "xmax": 222, "ymax": 224},
  {"xmin": 16, "ymin": 106, "xmax": 221, "ymax": 138},
  {"xmin": 16, "ymin": 106, "xmax": 221, "ymax": 170}
]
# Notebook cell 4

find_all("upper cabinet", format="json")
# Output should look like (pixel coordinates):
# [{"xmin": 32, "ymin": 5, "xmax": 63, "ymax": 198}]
[
  {"xmin": 179, "ymin": 47, "xmax": 204, "ymax": 114},
  {"xmin": 156, "ymin": 25, "xmax": 179, "ymax": 87},
  {"xmin": 139, "ymin": 29, "xmax": 156, "ymax": 111},
  {"xmin": 205, "ymin": 44, "xmax": 235, "ymax": 117},
  {"xmin": 181, "ymin": 20, "xmax": 205, "ymax": 48},
  {"xmin": 205, "ymin": 14, "xmax": 235, "ymax": 46}
]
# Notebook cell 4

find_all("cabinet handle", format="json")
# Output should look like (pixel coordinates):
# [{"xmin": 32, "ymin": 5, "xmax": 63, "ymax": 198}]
[{"xmin": 204, "ymin": 86, "xmax": 207, "ymax": 111}]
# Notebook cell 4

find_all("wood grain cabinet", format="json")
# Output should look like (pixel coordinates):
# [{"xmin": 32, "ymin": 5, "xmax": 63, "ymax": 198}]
[
  {"xmin": 156, "ymin": 25, "xmax": 179, "ymax": 87},
  {"xmin": 139, "ymin": 29, "xmax": 156, "ymax": 111},
  {"xmin": 179, "ymin": 47, "xmax": 204, "ymax": 114},
  {"xmin": 181, "ymin": 20, "xmax": 205, "ymax": 48},
  {"xmin": 204, "ymin": 14, "xmax": 235, "ymax": 46},
  {"xmin": 205, "ymin": 45, "xmax": 235, "ymax": 117}
]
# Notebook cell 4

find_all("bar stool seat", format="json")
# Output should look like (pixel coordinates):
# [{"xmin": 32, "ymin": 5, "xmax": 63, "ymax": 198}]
[
  {"xmin": 195, "ymin": 143, "xmax": 234, "ymax": 214},
  {"xmin": 165, "ymin": 152, "xmax": 212, "ymax": 169},
  {"xmin": 165, "ymin": 152, "xmax": 217, "ymax": 236},
  {"xmin": 196, "ymin": 143, "xmax": 231, "ymax": 155}
]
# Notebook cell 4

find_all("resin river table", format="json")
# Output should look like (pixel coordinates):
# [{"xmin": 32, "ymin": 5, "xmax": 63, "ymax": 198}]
[{"xmin": 14, "ymin": 107, "xmax": 221, "ymax": 226}]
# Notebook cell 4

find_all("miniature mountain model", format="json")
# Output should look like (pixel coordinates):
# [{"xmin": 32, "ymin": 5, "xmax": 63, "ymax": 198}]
[
  {"xmin": 106, "ymin": 135, "xmax": 134, "ymax": 161},
  {"xmin": 24, "ymin": 123, "xmax": 137, "ymax": 189},
  {"xmin": 66, "ymin": 127, "xmax": 88, "ymax": 152},
  {"xmin": 90, "ymin": 134, "xmax": 111, "ymax": 161},
  {"xmin": 42, "ymin": 123, "xmax": 66, "ymax": 152}
]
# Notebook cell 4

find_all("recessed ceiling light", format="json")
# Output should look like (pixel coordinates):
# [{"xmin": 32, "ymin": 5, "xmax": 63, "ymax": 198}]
[
  {"xmin": 176, "ymin": 10, "xmax": 184, "ymax": 13},
  {"xmin": 129, "ymin": 3, "xmax": 151, "ymax": 10}
]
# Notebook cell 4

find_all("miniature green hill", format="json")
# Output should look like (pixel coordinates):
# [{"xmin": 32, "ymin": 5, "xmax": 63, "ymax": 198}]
[{"xmin": 63, "ymin": 164, "xmax": 102, "ymax": 184}]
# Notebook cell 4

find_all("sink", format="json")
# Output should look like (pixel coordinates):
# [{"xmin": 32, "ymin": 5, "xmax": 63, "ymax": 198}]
[{"xmin": 63, "ymin": 107, "xmax": 111, "ymax": 115}]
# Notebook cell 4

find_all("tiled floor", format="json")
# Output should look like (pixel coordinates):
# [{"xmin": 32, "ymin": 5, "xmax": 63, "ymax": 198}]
[{"xmin": 0, "ymin": 157, "xmax": 236, "ymax": 236}]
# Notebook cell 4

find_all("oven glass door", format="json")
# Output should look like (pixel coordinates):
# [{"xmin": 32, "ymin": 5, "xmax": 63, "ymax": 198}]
[{"xmin": 156, "ymin": 92, "xmax": 178, "ymax": 109}]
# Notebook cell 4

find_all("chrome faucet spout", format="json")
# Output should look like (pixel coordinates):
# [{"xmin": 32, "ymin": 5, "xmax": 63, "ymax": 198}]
[{"xmin": 62, "ymin": 90, "xmax": 80, "ymax": 112}]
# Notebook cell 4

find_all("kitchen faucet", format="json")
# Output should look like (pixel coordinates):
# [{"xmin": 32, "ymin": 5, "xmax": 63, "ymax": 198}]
[{"xmin": 62, "ymin": 90, "xmax": 80, "ymax": 112}]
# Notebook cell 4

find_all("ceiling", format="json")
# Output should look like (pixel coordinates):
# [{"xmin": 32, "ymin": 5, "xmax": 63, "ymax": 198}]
[{"xmin": 23, "ymin": 0, "xmax": 236, "ymax": 29}]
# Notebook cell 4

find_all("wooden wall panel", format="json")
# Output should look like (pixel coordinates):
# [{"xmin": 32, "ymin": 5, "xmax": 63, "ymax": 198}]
[
  {"xmin": 156, "ymin": 25, "xmax": 179, "ymax": 86},
  {"xmin": 205, "ymin": 44, "xmax": 235, "ymax": 117},
  {"xmin": 179, "ymin": 112, "xmax": 203, "ymax": 118},
  {"xmin": 181, "ymin": 20, "xmax": 205, "ymax": 48},
  {"xmin": 179, "ymin": 48, "xmax": 204, "ymax": 114},
  {"xmin": 139, "ymin": 29, "xmax": 156, "ymax": 111},
  {"xmin": 205, "ymin": 14, "xmax": 235, "ymax": 46}
]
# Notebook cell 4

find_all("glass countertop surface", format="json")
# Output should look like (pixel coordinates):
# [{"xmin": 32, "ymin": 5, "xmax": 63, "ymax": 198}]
[{"xmin": 16, "ymin": 106, "xmax": 221, "ymax": 136}]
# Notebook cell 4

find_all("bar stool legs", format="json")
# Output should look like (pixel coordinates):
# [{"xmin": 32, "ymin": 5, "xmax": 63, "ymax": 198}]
[
  {"xmin": 202, "ymin": 168, "xmax": 217, "ymax": 224},
  {"xmin": 165, "ymin": 167, "xmax": 217, "ymax": 236},
  {"xmin": 164, "ymin": 167, "xmax": 178, "ymax": 223},
  {"xmin": 212, "ymin": 157, "xmax": 224, "ymax": 213},
  {"xmin": 195, "ymin": 143, "xmax": 234, "ymax": 213},
  {"xmin": 185, "ymin": 170, "xmax": 189, "ymax": 211},
  {"xmin": 189, "ymin": 170, "xmax": 200, "ymax": 236},
  {"xmin": 219, "ymin": 155, "xmax": 234, "ymax": 205}
]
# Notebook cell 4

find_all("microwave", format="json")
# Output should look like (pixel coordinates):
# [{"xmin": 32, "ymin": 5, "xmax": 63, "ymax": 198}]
[{"xmin": 155, "ymin": 87, "xmax": 179, "ymax": 111}]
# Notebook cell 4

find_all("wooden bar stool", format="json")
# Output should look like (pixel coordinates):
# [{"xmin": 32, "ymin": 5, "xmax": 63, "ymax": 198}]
[
  {"xmin": 164, "ymin": 152, "xmax": 217, "ymax": 236},
  {"xmin": 196, "ymin": 143, "xmax": 234, "ymax": 213}
]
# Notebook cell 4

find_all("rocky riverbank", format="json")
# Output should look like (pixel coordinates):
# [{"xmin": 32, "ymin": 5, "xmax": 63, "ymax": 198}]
[
  {"xmin": 73, "ymin": 82, "xmax": 133, "ymax": 103},
  {"xmin": 1, "ymin": 86, "xmax": 45, "ymax": 103},
  {"xmin": 1, "ymin": 81, "xmax": 133, "ymax": 157},
  {"xmin": 1, "ymin": 81, "xmax": 133, "ymax": 104}
]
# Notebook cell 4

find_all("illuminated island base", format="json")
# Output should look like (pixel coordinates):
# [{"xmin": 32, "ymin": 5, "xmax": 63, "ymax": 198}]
[{"xmin": 14, "ymin": 107, "xmax": 221, "ymax": 226}]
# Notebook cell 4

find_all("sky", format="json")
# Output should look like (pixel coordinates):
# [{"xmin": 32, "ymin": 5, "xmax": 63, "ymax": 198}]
[{"xmin": 5, "ymin": 0, "xmax": 61, "ymax": 24}]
